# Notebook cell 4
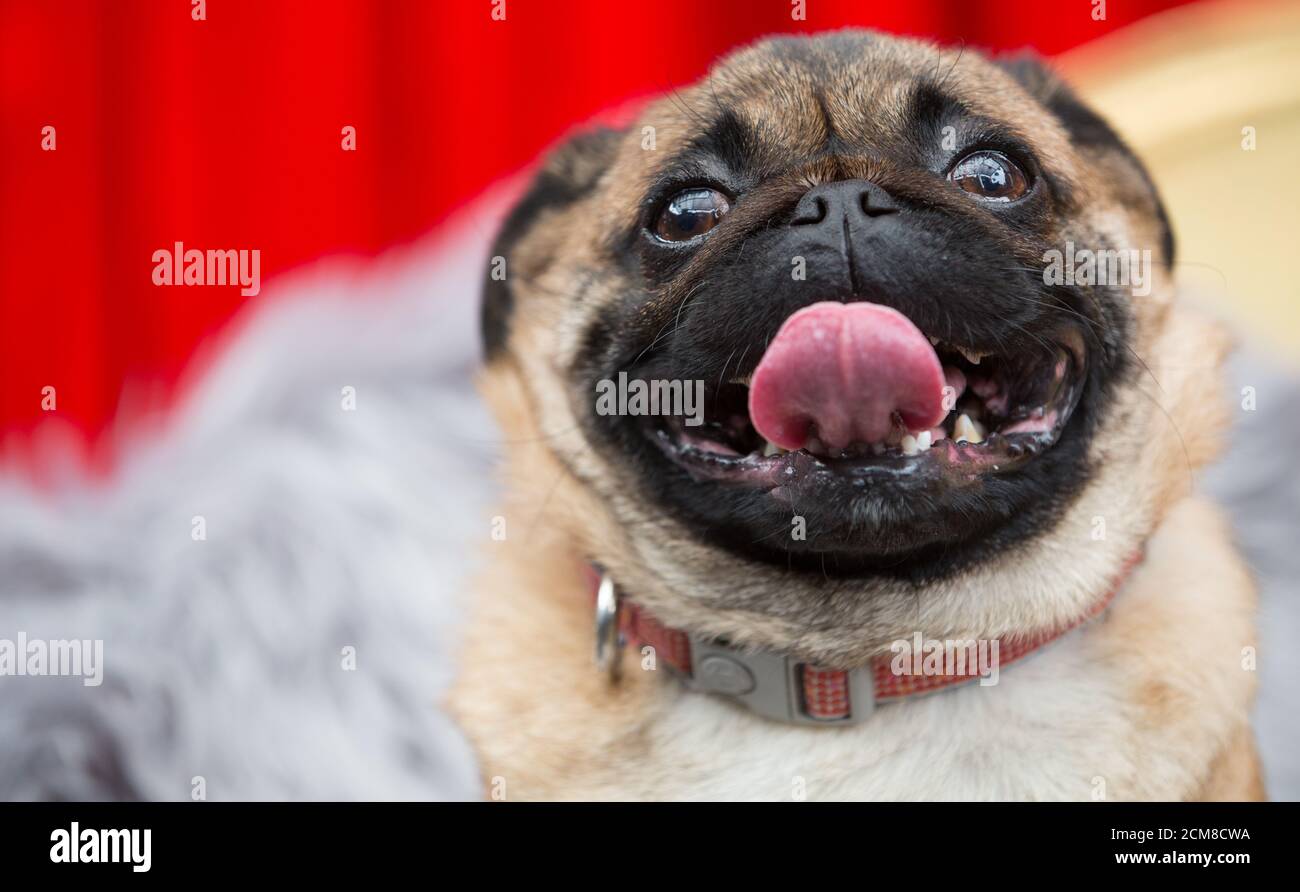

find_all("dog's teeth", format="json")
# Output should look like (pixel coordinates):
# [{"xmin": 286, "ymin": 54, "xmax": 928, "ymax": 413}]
[
  {"xmin": 953, "ymin": 413, "xmax": 983, "ymax": 444},
  {"xmin": 928, "ymin": 336, "xmax": 941, "ymax": 347},
  {"xmin": 958, "ymin": 347, "xmax": 983, "ymax": 365},
  {"xmin": 901, "ymin": 434, "xmax": 919, "ymax": 456},
  {"xmin": 728, "ymin": 374, "xmax": 753, "ymax": 387},
  {"xmin": 762, "ymin": 439, "xmax": 787, "ymax": 457},
  {"xmin": 916, "ymin": 430, "xmax": 932, "ymax": 451}
]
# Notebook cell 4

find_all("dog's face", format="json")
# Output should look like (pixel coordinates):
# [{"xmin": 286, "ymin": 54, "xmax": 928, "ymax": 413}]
[{"xmin": 483, "ymin": 32, "xmax": 1198, "ymax": 660}]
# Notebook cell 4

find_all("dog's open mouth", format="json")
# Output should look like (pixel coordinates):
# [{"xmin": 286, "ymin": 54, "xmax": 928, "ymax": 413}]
[{"xmin": 645, "ymin": 301, "xmax": 1086, "ymax": 492}]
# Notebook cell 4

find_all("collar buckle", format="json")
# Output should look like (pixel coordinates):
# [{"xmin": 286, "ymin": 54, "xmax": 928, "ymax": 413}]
[{"xmin": 683, "ymin": 637, "xmax": 876, "ymax": 726}]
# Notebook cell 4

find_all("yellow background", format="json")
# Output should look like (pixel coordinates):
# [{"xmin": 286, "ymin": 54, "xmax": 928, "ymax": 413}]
[{"xmin": 1063, "ymin": 0, "xmax": 1300, "ymax": 362}]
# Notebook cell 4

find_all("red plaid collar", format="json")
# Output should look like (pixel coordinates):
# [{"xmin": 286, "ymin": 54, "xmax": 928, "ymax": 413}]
[{"xmin": 588, "ymin": 551, "xmax": 1143, "ymax": 725}]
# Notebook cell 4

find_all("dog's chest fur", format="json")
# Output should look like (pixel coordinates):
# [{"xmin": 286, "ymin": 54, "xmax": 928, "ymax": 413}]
[{"xmin": 452, "ymin": 496, "xmax": 1259, "ymax": 801}]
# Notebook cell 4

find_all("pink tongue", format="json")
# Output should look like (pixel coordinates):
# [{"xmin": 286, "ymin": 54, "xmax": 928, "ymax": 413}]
[{"xmin": 748, "ymin": 301, "xmax": 946, "ymax": 451}]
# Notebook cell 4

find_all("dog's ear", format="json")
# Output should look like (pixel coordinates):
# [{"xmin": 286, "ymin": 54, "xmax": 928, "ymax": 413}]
[
  {"xmin": 481, "ymin": 126, "xmax": 625, "ymax": 360},
  {"xmin": 997, "ymin": 52, "xmax": 1175, "ymax": 267}
]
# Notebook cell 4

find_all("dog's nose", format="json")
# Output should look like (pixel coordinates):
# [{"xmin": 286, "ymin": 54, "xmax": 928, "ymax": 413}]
[{"xmin": 791, "ymin": 179, "xmax": 898, "ymax": 228}]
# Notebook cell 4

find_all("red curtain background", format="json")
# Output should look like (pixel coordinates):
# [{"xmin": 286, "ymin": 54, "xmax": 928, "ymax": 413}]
[{"xmin": 0, "ymin": 0, "xmax": 1196, "ymax": 474}]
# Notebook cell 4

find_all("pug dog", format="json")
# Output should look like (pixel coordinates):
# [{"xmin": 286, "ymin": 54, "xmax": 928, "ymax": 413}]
[{"xmin": 450, "ymin": 31, "xmax": 1261, "ymax": 801}]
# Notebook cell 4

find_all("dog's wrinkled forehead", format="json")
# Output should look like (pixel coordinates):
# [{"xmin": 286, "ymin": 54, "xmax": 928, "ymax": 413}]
[{"xmin": 626, "ymin": 34, "xmax": 1073, "ymax": 188}]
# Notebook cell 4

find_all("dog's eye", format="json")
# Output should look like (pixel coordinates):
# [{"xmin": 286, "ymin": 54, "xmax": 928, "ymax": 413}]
[
  {"xmin": 653, "ymin": 188, "xmax": 731, "ymax": 242},
  {"xmin": 948, "ymin": 151, "xmax": 1029, "ymax": 202}
]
